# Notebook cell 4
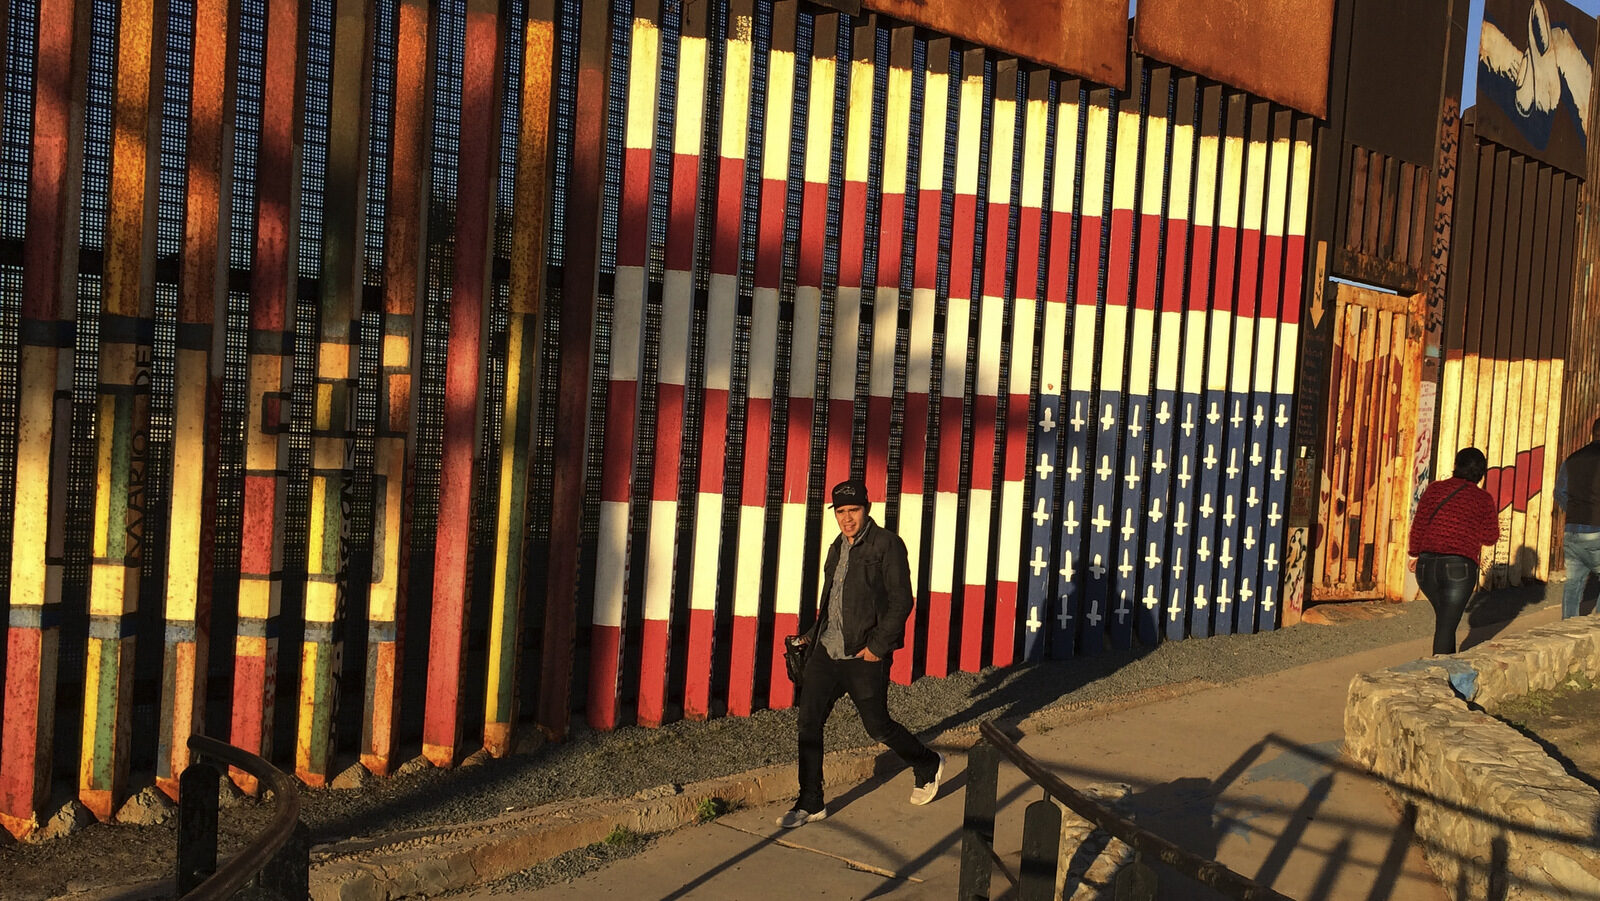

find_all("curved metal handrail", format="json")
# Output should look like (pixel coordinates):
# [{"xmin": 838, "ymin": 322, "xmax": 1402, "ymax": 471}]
[
  {"xmin": 978, "ymin": 720, "xmax": 1294, "ymax": 901},
  {"xmin": 183, "ymin": 734, "xmax": 303, "ymax": 901}
]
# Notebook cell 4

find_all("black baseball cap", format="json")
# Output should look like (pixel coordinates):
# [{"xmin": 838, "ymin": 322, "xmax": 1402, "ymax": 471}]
[{"xmin": 830, "ymin": 479, "xmax": 871, "ymax": 509}]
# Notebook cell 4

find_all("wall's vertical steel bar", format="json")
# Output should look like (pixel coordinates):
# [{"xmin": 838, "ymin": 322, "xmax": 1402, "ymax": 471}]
[
  {"xmin": 847, "ymin": 19, "xmax": 889, "ymax": 510},
  {"xmin": 1072, "ymin": 87, "xmax": 1111, "ymax": 653},
  {"xmin": 361, "ymin": 0, "xmax": 425, "ymax": 778},
  {"xmin": 423, "ymin": 0, "xmax": 498, "ymax": 765},
  {"xmin": 991, "ymin": 61, "xmax": 1031, "ymax": 669},
  {"xmin": 536, "ymin": 0, "xmax": 610, "ymax": 738},
  {"xmin": 1022, "ymin": 70, "xmax": 1063, "ymax": 663},
  {"xmin": 1519, "ymin": 170, "xmax": 1554, "ymax": 582},
  {"xmin": 156, "ymin": 0, "xmax": 225, "ymax": 798},
  {"xmin": 1155, "ymin": 75, "xmax": 1197, "ymax": 641},
  {"xmin": 765, "ymin": 5, "xmax": 814, "ymax": 710},
  {"xmin": 954, "ymin": 49, "xmax": 992, "ymax": 674},
  {"xmin": 1, "ymin": 0, "xmax": 83, "ymax": 839},
  {"xmin": 81, "ymin": 0, "xmax": 157, "ymax": 820},
  {"xmin": 1049, "ymin": 82, "xmax": 1086, "ymax": 658},
  {"xmin": 230, "ymin": 0, "xmax": 301, "ymax": 792},
  {"xmin": 722, "ymin": 0, "xmax": 775, "ymax": 716},
  {"xmin": 589, "ymin": 0, "xmax": 656, "ymax": 733}
]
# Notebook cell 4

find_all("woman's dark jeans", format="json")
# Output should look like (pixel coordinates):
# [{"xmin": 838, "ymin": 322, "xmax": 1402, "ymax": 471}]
[{"xmin": 1416, "ymin": 552, "xmax": 1478, "ymax": 655}]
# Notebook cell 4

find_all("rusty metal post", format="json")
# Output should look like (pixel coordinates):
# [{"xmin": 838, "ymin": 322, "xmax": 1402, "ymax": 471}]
[
  {"xmin": 1017, "ymin": 796, "xmax": 1061, "ymax": 901},
  {"xmin": 177, "ymin": 761, "xmax": 220, "ymax": 894},
  {"xmin": 959, "ymin": 740, "xmax": 999, "ymax": 901}
]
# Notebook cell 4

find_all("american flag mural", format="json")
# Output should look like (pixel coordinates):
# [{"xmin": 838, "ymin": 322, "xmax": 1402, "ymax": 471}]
[{"xmin": 5, "ymin": 0, "xmax": 1480, "ymax": 840}]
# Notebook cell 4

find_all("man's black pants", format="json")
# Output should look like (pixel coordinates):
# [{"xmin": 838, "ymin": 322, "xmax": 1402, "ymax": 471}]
[{"xmin": 796, "ymin": 647, "xmax": 939, "ymax": 813}]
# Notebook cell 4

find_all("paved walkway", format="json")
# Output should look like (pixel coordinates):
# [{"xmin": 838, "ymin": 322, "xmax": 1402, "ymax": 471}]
[{"xmin": 452, "ymin": 600, "xmax": 1566, "ymax": 900}]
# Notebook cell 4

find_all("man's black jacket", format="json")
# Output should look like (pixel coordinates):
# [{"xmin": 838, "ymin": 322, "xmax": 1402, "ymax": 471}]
[{"xmin": 805, "ymin": 519, "xmax": 914, "ymax": 661}]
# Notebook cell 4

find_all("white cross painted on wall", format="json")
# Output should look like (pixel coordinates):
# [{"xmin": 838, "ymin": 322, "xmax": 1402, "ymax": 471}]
[
  {"xmin": 1145, "ymin": 542, "xmax": 1162, "ymax": 570},
  {"xmin": 1249, "ymin": 442, "xmax": 1263, "ymax": 468},
  {"xmin": 1121, "ymin": 509, "xmax": 1136, "ymax": 541},
  {"xmin": 1143, "ymin": 585, "xmax": 1159, "ymax": 610},
  {"xmin": 1219, "ymin": 538, "xmax": 1234, "ymax": 569},
  {"xmin": 1036, "ymin": 453, "xmax": 1054, "ymax": 481},
  {"xmin": 1066, "ymin": 448, "xmax": 1083, "ymax": 480},
  {"xmin": 1225, "ymin": 449, "xmax": 1240, "ymax": 480},
  {"xmin": 1267, "ymin": 502, "xmax": 1282, "ymax": 528},
  {"xmin": 1243, "ymin": 526, "xmax": 1256, "ymax": 550},
  {"xmin": 1194, "ymin": 585, "xmax": 1208, "ymax": 609},
  {"xmin": 1178, "ymin": 456, "xmax": 1192, "ymax": 487},
  {"xmin": 1203, "ymin": 445, "xmax": 1218, "ymax": 470},
  {"xmin": 1246, "ymin": 486, "xmax": 1260, "ymax": 509},
  {"xmin": 1252, "ymin": 405, "xmax": 1265, "ymax": 428},
  {"xmin": 1197, "ymin": 536, "xmax": 1212, "ymax": 561},
  {"xmin": 1169, "ymin": 590, "xmax": 1184, "ymax": 621},
  {"xmin": 1182, "ymin": 403, "xmax": 1197, "ymax": 436},
  {"xmin": 1217, "ymin": 581, "xmax": 1232, "ymax": 612},
  {"xmin": 1064, "ymin": 501, "xmax": 1080, "ymax": 534},
  {"xmin": 1089, "ymin": 554, "xmax": 1106, "ymax": 579},
  {"xmin": 1100, "ymin": 404, "xmax": 1116, "ymax": 431},
  {"xmin": 1071, "ymin": 401, "xmax": 1086, "ymax": 431},
  {"xmin": 1173, "ymin": 503, "xmax": 1188, "ymax": 536},
  {"xmin": 1128, "ymin": 405, "xmax": 1143, "ymax": 437},
  {"xmin": 1156, "ymin": 401, "xmax": 1171, "ymax": 425},
  {"xmin": 1117, "ymin": 549, "xmax": 1134, "ymax": 578},
  {"xmin": 1039, "ymin": 406, "xmax": 1056, "ymax": 433},
  {"xmin": 1199, "ymin": 494, "xmax": 1215, "ymax": 520},
  {"xmin": 1275, "ymin": 404, "xmax": 1289, "ymax": 428},
  {"xmin": 1149, "ymin": 498, "xmax": 1164, "ymax": 522},
  {"xmin": 1114, "ymin": 592, "xmax": 1131, "ymax": 624},
  {"xmin": 1151, "ymin": 449, "xmax": 1168, "ymax": 474},
  {"xmin": 1207, "ymin": 402, "xmax": 1221, "ymax": 425},
  {"xmin": 1092, "ymin": 505, "xmax": 1111, "ymax": 533},
  {"xmin": 1239, "ymin": 580, "xmax": 1254, "ymax": 604},
  {"xmin": 1222, "ymin": 495, "xmax": 1237, "ymax": 527},
  {"xmin": 1262, "ymin": 586, "xmax": 1275, "ymax": 611},
  {"xmin": 1230, "ymin": 401, "xmax": 1244, "ymax": 428},
  {"xmin": 1271, "ymin": 448, "xmax": 1285, "ymax": 482},
  {"xmin": 1060, "ymin": 550, "xmax": 1076, "ymax": 581},
  {"xmin": 1123, "ymin": 461, "xmax": 1141, "ymax": 490},
  {"xmin": 1171, "ymin": 556, "xmax": 1185, "ymax": 580},
  {"xmin": 1026, "ymin": 607, "xmax": 1043, "ymax": 632},
  {"xmin": 1265, "ymin": 543, "xmax": 1279, "ymax": 572},
  {"xmin": 1030, "ymin": 546, "xmax": 1049, "ymax": 577},
  {"xmin": 1033, "ymin": 498, "xmax": 1051, "ymax": 527},
  {"xmin": 1097, "ymin": 456, "xmax": 1113, "ymax": 481}
]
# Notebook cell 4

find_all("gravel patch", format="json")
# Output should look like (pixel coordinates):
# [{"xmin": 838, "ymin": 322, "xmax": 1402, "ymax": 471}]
[{"xmin": 0, "ymin": 583, "xmax": 1555, "ymax": 900}]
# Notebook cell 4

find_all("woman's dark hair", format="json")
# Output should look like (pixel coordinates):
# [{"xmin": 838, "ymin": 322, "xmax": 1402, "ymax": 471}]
[{"xmin": 1453, "ymin": 447, "xmax": 1488, "ymax": 483}]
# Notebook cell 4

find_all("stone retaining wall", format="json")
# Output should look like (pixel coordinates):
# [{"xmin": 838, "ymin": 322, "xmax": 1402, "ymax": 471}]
[{"xmin": 1345, "ymin": 619, "xmax": 1600, "ymax": 900}]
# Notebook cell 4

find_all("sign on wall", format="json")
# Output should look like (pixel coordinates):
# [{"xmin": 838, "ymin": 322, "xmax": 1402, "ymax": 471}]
[{"xmin": 1477, "ymin": 0, "xmax": 1596, "ymax": 175}]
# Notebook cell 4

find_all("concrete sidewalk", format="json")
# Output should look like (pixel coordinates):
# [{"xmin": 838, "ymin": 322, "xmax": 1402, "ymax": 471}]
[{"xmin": 453, "ymin": 602, "xmax": 1569, "ymax": 900}]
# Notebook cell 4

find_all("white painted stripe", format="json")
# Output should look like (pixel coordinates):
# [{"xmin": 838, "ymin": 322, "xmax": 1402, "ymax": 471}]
[
  {"xmin": 1080, "ymin": 100, "xmax": 1109, "ymax": 217},
  {"xmin": 1051, "ymin": 92, "xmax": 1082, "ymax": 214},
  {"xmin": 644, "ymin": 500, "xmax": 677, "ymax": 619},
  {"xmin": 1218, "ymin": 131, "xmax": 1244, "ymax": 228},
  {"xmin": 613, "ymin": 268, "xmax": 645, "ymax": 381},
  {"xmin": 763, "ymin": 48, "xmax": 796, "ymax": 182},
  {"xmin": 920, "ymin": 66, "xmax": 949, "ymax": 192},
  {"xmin": 871, "ymin": 287, "xmax": 897, "ymax": 391},
  {"xmin": 1156, "ymin": 310, "xmax": 1183, "ymax": 392},
  {"xmin": 955, "ymin": 60, "xmax": 985, "ymax": 197},
  {"xmin": 1254, "ymin": 318, "xmax": 1280, "ymax": 392},
  {"xmin": 692, "ymin": 497, "xmax": 720, "ymax": 610},
  {"xmin": 1011, "ymin": 297, "xmax": 1037, "ymax": 393},
  {"xmin": 1207, "ymin": 311, "xmax": 1235, "ymax": 392},
  {"xmin": 675, "ymin": 35, "xmax": 708, "ymax": 156},
  {"xmin": 943, "ymin": 296, "xmax": 970, "ymax": 386},
  {"xmin": 883, "ymin": 59, "xmax": 912, "ymax": 196},
  {"xmin": 930, "ymin": 491, "xmax": 959, "ymax": 593},
  {"xmin": 831, "ymin": 286, "xmax": 861, "ymax": 400},
  {"xmin": 1021, "ymin": 92, "xmax": 1048, "ymax": 210},
  {"xmin": 791, "ymin": 286, "xmax": 820, "ymax": 397},
  {"xmin": 719, "ymin": 11, "xmax": 752, "ymax": 159},
  {"xmin": 976, "ymin": 295, "xmax": 1003, "ymax": 395},
  {"xmin": 1276, "ymin": 323, "xmax": 1301, "ymax": 394},
  {"xmin": 1168, "ymin": 116, "xmax": 1195, "ymax": 221},
  {"xmin": 1069, "ymin": 305, "xmax": 1098, "ymax": 393},
  {"xmin": 706, "ymin": 273, "xmax": 736, "ymax": 392},
  {"xmin": 1040, "ymin": 301, "xmax": 1066, "ymax": 396},
  {"xmin": 1099, "ymin": 305, "xmax": 1128, "ymax": 386},
  {"xmin": 1141, "ymin": 106, "xmax": 1168, "ymax": 217},
  {"xmin": 776, "ymin": 504, "xmax": 807, "ymax": 614},
  {"xmin": 1242, "ymin": 134, "xmax": 1268, "ymax": 232},
  {"xmin": 1182, "ymin": 308, "xmax": 1208, "ymax": 393},
  {"xmin": 988, "ymin": 93, "xmax": 1016, "ymax": 205},
  {"xmin": 1193, "ymin": 129, "xmax": 1220, "ymax": 230},
  {"xmin": 901, "ymin": 492, "xmax": 925, "ymax": 588},
  {"xmin": 1267, "ymin": 135, "xmax": 1292, "ymax": 239},
  {"xmin": 626, "ymin": 17, "xmax": 661, "ymax": 151},
  {"xmin": 1289, "ymin": 139, "xmax": 1312, "ymax": 237},
  {"xmin": 750, "ymin": 286, "xmax": 778, "ymax": 399},
  {"xmin": 735, "ymin": 508, "xmax": 764, "ymax": 615},
  {"xmin": 1112, "ymin": 105, "xmax": 1139, "ymax": 211},
  {"xmin": 662, "ymin": 269, "xmax": 693, "ymax": 383},
  {"xmin": 965, "ymin": 487, "xmax": 993, "ymax": 563},
  {"xmin": 1126, "ymin": 307, "xmax": 1153, "ymax": 396},
  {"xmin": 845, "ymin": 55, "xmax": 874, "ymax": 184},
  {"xmin": 594, "ymin": 502, "xmax": 630, "ymax": 627},
  {"xmin": 804, "ymin": 52, "xmax": 837, "ymax": 185},
  {"xmin": 997, "ymin": 480, "xmax": 1024, "ymax": 580},
  {"xmin": 1231, "ymin": 316, "xmax": 1256, "ymax": 387},
  {"xmin": 908, "ymin": 287, "xmax": 936, "ymax": 391}
]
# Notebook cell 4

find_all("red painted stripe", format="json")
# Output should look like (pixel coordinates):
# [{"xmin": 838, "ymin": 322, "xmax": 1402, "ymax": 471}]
[
  {"xmin": 712, "ymin": 157, "xmax": 745, "ymax": 275},
  {"xmin": 666, "ymin": 152, "xmax": 701, "ymax": 271},
  {"xmin": 865, "ymin": 394, "xmax": 891, "ymax": 503},
  {"xmin": 698, "ymin": 388, "xmax": 728, "ymax": 493},
  {"xmin": 915, "ymin": 189, "xmax": 942, "ymax": 291},
  {"xmin": 982, "ymin": 201, "xmax": 1010, "ymax": 298},
  {"xmin": 950, "ymin": 194, "xmax": 977, "ymax": 296},
  {"xmin": 229, "ymin": 651, "xmax": 266, "ymax": 758},
  {"xmin": 1075, "ymin": 214, "xmax": 1103, "ymax": 307},
  {"xmin": 742, "ymin": 397, "xmax": 772, "ymax": 506},
  {"xmin": 1004, "ymin": 392, "xmax": 1029, "ymax": 481},
  {"xmin": 878, "ymin": 192, "xmax": 905, "ymax": 285},
  {"xmin": 1280, "ymin": 235, "xmax": 1306, "ymax": 324},
  {"xmin": 825, "ymin": 397, "xmax": 852, "ymax": 492},
  {"xmin": 684, "ymin": 607, "xmax": 715, "ymax": 720},
  {"xmin": 618, "ymin": 148, "xmax": 652, "ymax": 268},
  {"xmin": 935, "ymin": 395, "xmax": 964, "ymax": 492},
  {"xmin": 784, "ymin": 396, "xmax": 814, "ymax": 501},
  {"xmin": 1105, "ymin": 208, "xmax": 1134, "ymax": 310},
  {"xmin": 890, "ymin": 607, "xmax": 914, "ymax": 686},
  {"xmin": 900, "ymin": 393, "xmax": 929, "ymax": 493},
  {"xmin": 602, "ymin": 380, "xmax": 637, "ymax": 502},
  {"xmin": 924, "ymin": 590, "xmax": 952, "ymax": 678},
  {"xmin": 960, "ymin": 583, "xmax": 986, "ymax": 672},
  {"xmin": 653, "ymin": 383, "xmax": 685, "ymax": 501},
  {"xmin": 1161, "ymin": 213, "xmax": 1191, "ymax": 314},
  {"xmin": 768, "ymin": 611, "xmax": 799, "ymax": 709},
  {"xmin": 1236, "ymin": 222, "xmax": 1262, "ymax": 318},
  {"xmin": 0, "ymin": 628, "xmax": 44, "ymax": 826},
  {"xmin": 1016, "ymin": 207, "xmax": 1042, "ymax": 300},
  {"xmin": 240, "ymin": 475, "xmax": 277, "ymax": 574},
  {"xmin": 586, "ymin": 624, "xmax": 621, "ymax": 730},
  {"xmin": 1187, "ymin": 224, "xmax": 1215, "ymax": 312},
  {"xmin": 1212, "ymin": 225, "xmax": 1238, "ymax": 315},
  {"xmin": 1260, "ymin": 234, "xmax": 1284, "ymax": 320},
  {"xmin": 727, "ymin": 614, "xmax": 759, "ymax": 717},
  {"xmin": 839, "ymin": 180, "xmax": 866, "ymax": 286},
  {"xmin": 992, "ymin": 580, "xmax": 1017, "ymax": 668},
  {"xmin": 22, "ymin": 0, "xmax": 77, "ymax": 321},
  {"xmin": 1047, "ymin": 209, "xmax": 1073, "ymax": 301},
  {"xmin": 756, "ymin": 177, "xmax": 787, "ymax": 289},
  {"xmin": 637, "ymin": 618, "xmax": 671, "ymax": 727},
  {"xmin": 1135, "ymin": 213, "xmax": 1162, "ymax": 310},
  {"xmin": 798, "ymin": 180, "xmax": 829, "ymax": 286}
]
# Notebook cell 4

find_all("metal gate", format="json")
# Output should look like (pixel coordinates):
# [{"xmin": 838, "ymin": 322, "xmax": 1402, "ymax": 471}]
[{"xmin": 1313, "ymin": 282, "xmax": 1423, "ymax": 600}]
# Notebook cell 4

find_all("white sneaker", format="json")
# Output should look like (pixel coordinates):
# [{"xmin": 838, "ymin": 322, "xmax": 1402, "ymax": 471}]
[
  {"xmin": 909, "ymin": 752, "xmax": 946, "ymax": 806},
  {"xmin": 778, "ymin": 806, "xmax": 826, "ymax": 828}
]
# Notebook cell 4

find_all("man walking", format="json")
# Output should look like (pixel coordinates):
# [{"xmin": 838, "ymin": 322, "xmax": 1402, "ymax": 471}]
[
  {"xmin": 780, "ymin": 479, "xmax": 945, "ymax": 828},
  {"xmin": 1556, "ymin": 416, "xmax": 1600, "ymax": 618}
]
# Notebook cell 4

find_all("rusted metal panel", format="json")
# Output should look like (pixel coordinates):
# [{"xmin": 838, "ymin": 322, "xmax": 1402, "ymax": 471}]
[
  {"xmin": 1134, "ymin": 0, "xmax": 1333, "ymax": 118},
  {"xmin": 1476, "ymin": 0, "xmax": 1596, "ymax": 176},
  {"xmin": 1342, "ymin": 0, "xmax": 1450, "ymax": 167},
  {"xmin": 864, "ymin": 0, "xmax": 1127, "ymax": 89}
]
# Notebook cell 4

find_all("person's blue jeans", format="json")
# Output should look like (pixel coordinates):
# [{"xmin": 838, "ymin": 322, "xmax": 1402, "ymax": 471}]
[{"xmin": 1561, "ymin": 529, "xmax": 1600, "ymax": 618}]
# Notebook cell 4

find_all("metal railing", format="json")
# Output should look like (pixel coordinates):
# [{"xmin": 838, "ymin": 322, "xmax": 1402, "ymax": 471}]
[
  {"xmin": 960, "ymin": 720, "xmax": 1294, "ymax": 901},
  {"xmin": 177, "ymin": 735, "xmax": 310, "ymax": 900}
]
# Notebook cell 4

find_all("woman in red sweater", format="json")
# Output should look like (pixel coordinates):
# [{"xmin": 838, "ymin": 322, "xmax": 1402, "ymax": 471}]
[{"xmin": 1408, "ymin": 447, "xmax": 1501, "ymax": 654}]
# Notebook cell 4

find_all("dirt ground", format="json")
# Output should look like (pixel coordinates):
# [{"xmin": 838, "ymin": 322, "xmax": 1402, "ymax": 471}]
[{"xmin": 1490, "ymin": 674, "xmax": 1600, "ymax": 792}]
